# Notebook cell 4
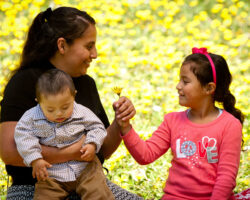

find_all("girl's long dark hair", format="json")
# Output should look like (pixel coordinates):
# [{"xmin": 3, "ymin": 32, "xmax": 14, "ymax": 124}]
[
  {"xmin": 19, "ymin": 7, "xmax": 95, "ymax": 70},
  {"xmin": 183, "ymin": 53, "xmax": 244, "ymax": 125}
]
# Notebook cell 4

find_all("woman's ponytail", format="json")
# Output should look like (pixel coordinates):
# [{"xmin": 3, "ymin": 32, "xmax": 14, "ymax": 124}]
[{"xmin": 20, "ymin": 8, "xmax": 57, "ymax": 68}]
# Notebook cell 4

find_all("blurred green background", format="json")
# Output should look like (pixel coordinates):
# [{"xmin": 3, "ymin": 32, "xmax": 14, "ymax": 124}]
[{"xmin": 0, "ymin": 0, "xmax": 249, "ymax": 199}]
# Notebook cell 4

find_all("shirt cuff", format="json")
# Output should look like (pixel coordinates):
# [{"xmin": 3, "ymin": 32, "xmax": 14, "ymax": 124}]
[
  {"xmin": 24, "ymin": 153, "xmax": 43, "ymax": 167},
  {"xmin": 84, "ymin": 140, "xmax": 101, "ymax": 153},
  {"xmin": 121, "ymin": 127, "xmax": 140, "ymax": 148}
]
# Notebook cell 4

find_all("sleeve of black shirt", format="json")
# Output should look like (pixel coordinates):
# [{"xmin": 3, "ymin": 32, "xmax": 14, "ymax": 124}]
[
  {"xmin": 85, "ymin": 76, "xmax": 110, "ymax": 164},
  {"xmin": 0, "ymin": 69, "xmax": 38, "ymax": 122}
]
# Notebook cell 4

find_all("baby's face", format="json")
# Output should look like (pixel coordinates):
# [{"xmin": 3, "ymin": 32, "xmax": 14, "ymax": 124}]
[{"xmin": 39, "ymin": 88, "xmax": 74, "ymax": 123}]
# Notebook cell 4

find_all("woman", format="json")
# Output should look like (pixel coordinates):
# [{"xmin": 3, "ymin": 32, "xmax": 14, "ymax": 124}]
[{"xmin": 0, "ymin": 7, "xmax": 142, "ymax": 200}]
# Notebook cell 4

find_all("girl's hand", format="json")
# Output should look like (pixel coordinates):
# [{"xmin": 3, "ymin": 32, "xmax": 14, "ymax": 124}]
[
  {"xmin": 80, "ymin": 143, "xmax": 96, "ymax": 162},
  {"xmin": 31, "ymin": 159, "xmax": 52, "ymax": 181},
  {"xmin": 113, "ymin": 96, "xmax": 135, "ymax": 134}
]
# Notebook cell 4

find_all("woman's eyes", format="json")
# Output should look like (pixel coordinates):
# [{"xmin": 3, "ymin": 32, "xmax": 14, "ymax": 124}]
[{"xmin": 86, "ymin": 45, "xmax": 93, "ymax": 50}]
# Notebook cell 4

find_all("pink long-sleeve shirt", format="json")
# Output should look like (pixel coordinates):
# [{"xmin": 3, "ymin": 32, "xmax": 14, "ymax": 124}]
[{"xmin": 122, "ymin": 110, "xmax": 242, "ymax": 200}]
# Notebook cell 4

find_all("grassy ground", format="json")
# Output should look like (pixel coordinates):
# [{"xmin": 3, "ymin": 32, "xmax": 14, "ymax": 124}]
[{"xmin": 0, "ymin": 0, "xmax": 249, "ymax": 199}]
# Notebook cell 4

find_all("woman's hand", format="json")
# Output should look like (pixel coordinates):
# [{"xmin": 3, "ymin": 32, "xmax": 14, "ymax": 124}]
[
  {"xmin": 113, "ymin": 96, "xmax": 134, "ymax": 134},
  {"xmin": 42, "ymin": 134, "xmax": 86, "ymax": 163},
  {"xmin": 113, "ymin": 96, "xmax": 136, "ymax": 123}
]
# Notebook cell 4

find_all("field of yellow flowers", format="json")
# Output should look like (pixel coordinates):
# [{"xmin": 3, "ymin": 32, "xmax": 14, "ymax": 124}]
[{"xmin": 0, "ymin": 0, "xmax": 249, "ymax": 199}]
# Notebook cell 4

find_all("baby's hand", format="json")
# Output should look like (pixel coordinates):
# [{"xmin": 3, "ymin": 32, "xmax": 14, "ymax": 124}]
[
  {"xmin": 80, "ymin": 143, "xmax": 96, "ymax": 162},
  {"xmin": 31, "ymin": 159, "xmax": 52, "ymax": 181}
]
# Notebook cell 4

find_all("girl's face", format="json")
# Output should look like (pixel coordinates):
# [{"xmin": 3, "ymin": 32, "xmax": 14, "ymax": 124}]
[
  {"xmin": 176, "ymin": 63, "xmax": 207, "ymax": 108},
  {"xmin": 58, "ymin": 24, "xmax": 97, "ymax": 77},
  {"xmin": 39, "ymin": 88, "xmax": 75, "ymax": 123}
]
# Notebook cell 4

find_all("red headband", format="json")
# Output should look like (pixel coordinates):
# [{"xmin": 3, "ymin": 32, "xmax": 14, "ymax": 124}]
[{"xmin": 192, "ymin": 47, "xmax": 216, "ymax": 84}]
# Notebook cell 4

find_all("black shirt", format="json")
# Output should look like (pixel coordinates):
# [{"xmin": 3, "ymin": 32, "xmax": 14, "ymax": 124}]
[{"xmin": 0, "ymin": 61, "xmax": 110, "ymax": 185}]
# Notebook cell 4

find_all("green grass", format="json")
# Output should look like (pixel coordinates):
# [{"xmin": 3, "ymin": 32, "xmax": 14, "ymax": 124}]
[{"xmin": 0, "ymin": 0, "xmax": 249, "ymax": 199}]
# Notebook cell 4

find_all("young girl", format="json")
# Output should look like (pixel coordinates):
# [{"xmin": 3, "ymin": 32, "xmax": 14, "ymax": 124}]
[{"xmin": 117, "ymin": 47, "xmax": 244, "ymax": 200}]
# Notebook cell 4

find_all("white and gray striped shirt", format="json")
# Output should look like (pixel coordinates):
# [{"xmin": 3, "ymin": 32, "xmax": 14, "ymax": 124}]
[{"xmin": 14, "ymin": 102, "xmax": 107, "ymax": 182}]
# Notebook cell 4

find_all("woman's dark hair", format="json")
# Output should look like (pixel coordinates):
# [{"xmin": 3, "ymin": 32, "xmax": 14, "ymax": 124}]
[
  {"xmin": 19, "ymin": 7, "xmax": 95, "ymax": 69},
  {"xmin": 36, "ymin": 68, "xmax": 76, "ymax": 102},
  {"xmin": 182, "ymin": 53, "xmax": 244, "ymax": 124}
]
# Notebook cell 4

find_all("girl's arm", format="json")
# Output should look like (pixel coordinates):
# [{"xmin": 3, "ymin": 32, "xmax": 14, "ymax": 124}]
[
  {"xmin": 121, "ymin": 115, "xmax": 171, "ymax": 165},
  {"xmin": 211, "ymin": 121, "xmax": 242, "ymax": 199},
  {"xmin": 0, "ymin": 121, "xmax": 85, "ymax": 166}
]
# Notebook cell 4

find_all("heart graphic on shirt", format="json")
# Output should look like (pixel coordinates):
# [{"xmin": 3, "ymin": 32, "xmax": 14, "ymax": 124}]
[{"xmin": 202, "ymin": 136, "xmax": 217, "ymax": 151}]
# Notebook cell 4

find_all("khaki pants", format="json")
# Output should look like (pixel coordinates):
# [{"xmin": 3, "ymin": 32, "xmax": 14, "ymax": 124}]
[{"xmin": 33, "ymin": 157, "xmax": 115, "ymax": 200}]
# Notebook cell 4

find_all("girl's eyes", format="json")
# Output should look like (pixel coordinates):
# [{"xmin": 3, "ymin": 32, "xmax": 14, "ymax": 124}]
[
  {"xmin": 86, "ymin": 42, "xmax": 95, "ymax": 50},
  {"xmin": 47, "ymin": 110, "xmax": 54, "ymax": 113}
]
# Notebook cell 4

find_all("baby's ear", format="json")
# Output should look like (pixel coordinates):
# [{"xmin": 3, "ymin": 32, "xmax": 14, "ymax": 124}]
[
  {"xmin": 35, "ymin": 98, "xmax": 38, "ymax": 102},
  {"xmin": 75, "ymin": 90, "xmax": 77, "ymax": 94}
]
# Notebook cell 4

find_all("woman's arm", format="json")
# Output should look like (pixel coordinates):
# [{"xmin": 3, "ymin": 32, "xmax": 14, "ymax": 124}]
[
  {"xmin": 42, "ymin": 135, "xmax": 85, "ymax": 163},
  {"xmin": 0, "ymin": 121, "xmax": 85, "ymax": 165},
  {"xmin": 101, "ymin": 96, "xmax": 136, "ymax": 159},
  {"xmin": 101, "ymin": 119, "xmax": 122, "ymax": 159},
  {"xmin": 0, "ymin": 122, "xmax": 24, "ymax": 166}
]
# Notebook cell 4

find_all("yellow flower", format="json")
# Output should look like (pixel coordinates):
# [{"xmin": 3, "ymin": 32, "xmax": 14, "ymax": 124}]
[
  {"xmin": 189, "ymin": 0, "xmax": 198, "ymax": 7},
  {"xmin": 223, "ymin": 29, "xmax": 233, "ymax": 41},
  {"xmin": 211, "ymin": 4, "xmax": 223, "ymax": 13},
  {"xmin": 135, "ymin": 10, "xmax": 151, "ymax": 21},
  {"xmin": 113, "ymin": 86, "xmax": 123, "ymax": 97},
  {"xmin": 211, "ymin": 19, "xmax": 221, "ymax": 27},
  {"xmin": 229, "ymin": 5, "xmax": 238, "ymax": 16}
]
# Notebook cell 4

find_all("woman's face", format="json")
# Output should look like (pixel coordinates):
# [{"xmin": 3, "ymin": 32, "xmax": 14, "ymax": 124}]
[{"xmin": 58, "ymin": 24, "xmax": 97, "ymax": 77}]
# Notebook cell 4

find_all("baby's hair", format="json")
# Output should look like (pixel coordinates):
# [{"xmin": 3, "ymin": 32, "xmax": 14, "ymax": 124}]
[
  {"xmin": 36, "ymin": 68, "xmax": 76, "ymax": 102},
  {"xmin": 182, "ymin": 53, "xmax": 244, "ymax": 124}
]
